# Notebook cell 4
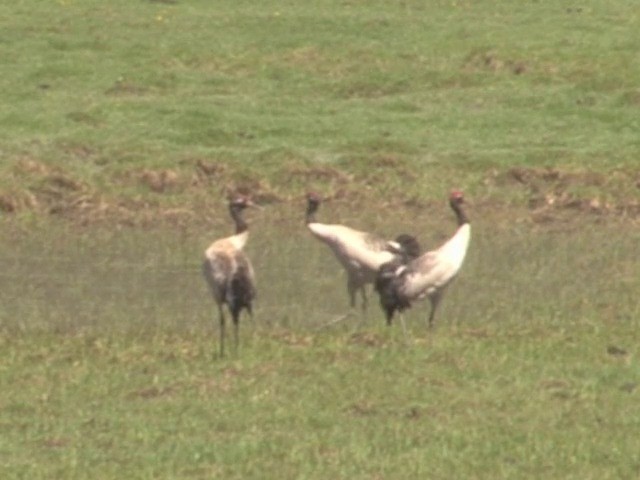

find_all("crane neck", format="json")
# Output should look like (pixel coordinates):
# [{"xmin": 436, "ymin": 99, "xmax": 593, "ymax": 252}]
[
  {"xmin": 450, "ymin": 199, "xmax": 469, "ymax": 227},
  {"xmin": 230, "ymin": 205, "xmax": 248, "ymax": 234},
  {"xmin": 306, "ymin": 200, "xmax": 319, "ymax": 224}
]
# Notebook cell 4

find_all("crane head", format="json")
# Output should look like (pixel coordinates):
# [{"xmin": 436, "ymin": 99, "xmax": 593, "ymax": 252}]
[
  {"xmin": 393, "ymin": 234, "xmax": 421, "ymax": 260},
  {"xmin": 306, "ymin": 192, "xmax": 321, "ymax": 205},
  {"xmin": 449, "ymin": 189, "xmax": 464, "ymax": 204},
  {"xmin": 229, "ymin": 195, "xmax": 256, "ymax": 210}
]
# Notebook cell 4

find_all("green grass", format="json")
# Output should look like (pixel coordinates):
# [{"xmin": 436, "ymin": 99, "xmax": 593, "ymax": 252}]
[
  {"xmin": 2, "ymin": 324, "xmax": 639, "ymax": 479},
  {"xmin": 1, "ymin": 213, "xmax": 639, "ymax": 478},
  {"xmin": 1, "ymin": 0, "xmax": 639, "ymax": 213},
  {"xmin": 1, "ymin": 1, "xmax": 640, "ymax": 478}
]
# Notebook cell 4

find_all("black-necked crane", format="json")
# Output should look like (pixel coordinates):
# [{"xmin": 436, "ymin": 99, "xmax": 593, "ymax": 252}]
[
  {"xmin": 202, "ymin": 195, "xmax": 257, "ymax": 357},
  {"xmin": 375, "ymin": 190, "xmax": 471, "ymax": 329},
  {"xmin": 305, "ymin": 192, "xmax": 420, "ymax": 311}
]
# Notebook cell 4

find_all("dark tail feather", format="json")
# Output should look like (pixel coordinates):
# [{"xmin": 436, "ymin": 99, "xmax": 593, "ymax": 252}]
[
  {"xmin": 228, "ymin": 265, "xmax": 256, "ymax": 318},
  {"xmin": 375, "ymin": 261, "xmax": 411, "ymax": 325}
]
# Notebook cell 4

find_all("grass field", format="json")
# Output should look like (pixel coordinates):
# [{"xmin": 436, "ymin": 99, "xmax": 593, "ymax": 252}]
[
  {"xmin": 1, "ymin": 0, "xmax": 640, "ymax": 214},
  {"xmin": 1, "ymin": 0, "xmax": 640, "ymax": 478},
  {"xmin": 1, "ymin": 218, "xmax": 639, "ymax": 479}
]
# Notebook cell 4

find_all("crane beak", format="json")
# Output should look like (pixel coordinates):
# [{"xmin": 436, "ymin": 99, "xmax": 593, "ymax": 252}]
[{"xmin": 385, "ymin": 240, "xmax": 403, "ymax": 254}]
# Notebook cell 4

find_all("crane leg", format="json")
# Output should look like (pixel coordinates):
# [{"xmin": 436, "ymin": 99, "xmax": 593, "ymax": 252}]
[
  {"xmin": 218, "ymin": 306, "xmax": 226, "ymax": 358},
  {"xmin": 427, "ymin": 294, "xmax": 442, "ymax": 329},
  {"xmin": 360, "ymin": 286, "xmax": 368, "ymax": 313},
  {"xmin": 347, "ymin": 279, "xmax": 357, "ymax": 309},
  {"xmin": 399, "ymin": 313, "xmax": 410, "ymax": 346},
  {"xmin": 231, "ymin": 311, "xmax": 240, "ymax": 355}
]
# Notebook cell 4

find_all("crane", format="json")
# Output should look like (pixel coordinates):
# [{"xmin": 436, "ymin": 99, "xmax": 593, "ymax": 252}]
[
  {"xmin": 202, "ymin": 196, "xmax": 257, "ymax": 357},
  {"xmin": 375, "ymin": 190, "xmax": 470, "ymax": 329},
  {"xmin": 305, "ymin": 192, "xmax": 420, "ymax": 311}
]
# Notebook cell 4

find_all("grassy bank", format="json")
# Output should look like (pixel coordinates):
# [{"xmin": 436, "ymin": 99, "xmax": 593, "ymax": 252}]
[{"xmin": 1, "ymin": 0, "xmax": 639, "ymax": 218}]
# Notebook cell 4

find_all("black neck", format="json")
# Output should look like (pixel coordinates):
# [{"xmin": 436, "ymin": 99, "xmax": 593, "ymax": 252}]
[
  {"xmin": 306, "ymin": 200, "xmax": 319, "ymax": 224},
  {"xmin": 450, "ymin": 199, "xmax": 469, "ymax": 227},
  {"xmin": 230, "ymin": 205, "xmax": 248, "ymax": 234}
]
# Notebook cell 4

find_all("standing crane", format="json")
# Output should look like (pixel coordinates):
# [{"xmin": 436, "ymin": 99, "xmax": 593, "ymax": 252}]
[
  {"xmin": 375, "ymin": 190, "xmax": 471, "ymax": 328},
  {"xmin": 305, "ymin": 192, "xmax": 420, "ymax": 311},
  {"xmin": 202, "ymin": 195, "xmax": 257, "ymax": 357}
]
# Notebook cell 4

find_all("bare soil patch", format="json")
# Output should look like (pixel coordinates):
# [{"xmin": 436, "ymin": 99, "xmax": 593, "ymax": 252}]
[{"xmin": 2, "ymin": 161, "xmax": 639, "ymax": 229}]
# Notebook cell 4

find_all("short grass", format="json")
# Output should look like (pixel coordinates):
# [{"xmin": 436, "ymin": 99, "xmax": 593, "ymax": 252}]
[
  {"xmin": 1, "ymin": 0, "xmax": 639, "ymax": 212},
  {"xmin": 1, "ymin": 1, "xmax": 640, "ymax": 478},
  {"xmin": 1, "ymin": 212, "xmax": 639, "ymax": 479}
]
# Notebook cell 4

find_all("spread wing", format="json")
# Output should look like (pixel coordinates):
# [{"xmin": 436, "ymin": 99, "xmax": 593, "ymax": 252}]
[
  {"xmin": 398, "ymin": 252, "xmax": 450, "ymax": 299},
  {"xmin": 361, "ymin": 232, "xmax": 389, "ymax": 252}
]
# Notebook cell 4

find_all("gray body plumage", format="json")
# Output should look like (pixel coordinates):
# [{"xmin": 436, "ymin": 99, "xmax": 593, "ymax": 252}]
[{"xmin": 203, "ymin": 197, "xmax": 256, "ymax": 357}]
